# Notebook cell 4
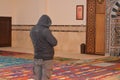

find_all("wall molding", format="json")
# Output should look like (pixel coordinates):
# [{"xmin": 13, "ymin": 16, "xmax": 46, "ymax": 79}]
[{"xmin": 12, "ymin": 25, "xmax": 86, "ymax": 32}]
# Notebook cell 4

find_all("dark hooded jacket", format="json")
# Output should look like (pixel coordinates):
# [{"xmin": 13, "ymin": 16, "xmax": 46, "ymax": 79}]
[{"xmin": 30, "ymin": 15, "xmax": 57, "ymax": 60}]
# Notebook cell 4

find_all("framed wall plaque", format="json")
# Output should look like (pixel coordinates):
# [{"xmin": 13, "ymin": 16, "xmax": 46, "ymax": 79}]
[{"xmin": 76, "ymin": 5, "xmax": 84, "ymax": 20}]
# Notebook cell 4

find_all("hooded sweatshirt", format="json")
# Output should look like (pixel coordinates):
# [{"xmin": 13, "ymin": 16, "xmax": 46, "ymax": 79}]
[{"xmin": 30, "ymin": 15, "xmax": 57, "ymax": 60}]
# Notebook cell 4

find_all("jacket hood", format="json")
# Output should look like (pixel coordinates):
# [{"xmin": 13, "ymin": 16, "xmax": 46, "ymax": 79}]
[{"xmin": 36, "ymin": 15, "xmax": 52, "ymax": 28}]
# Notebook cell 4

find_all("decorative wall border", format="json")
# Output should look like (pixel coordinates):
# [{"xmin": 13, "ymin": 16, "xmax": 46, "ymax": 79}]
[
  {"xmin": 12, "ymin": 25, "xmax": 86, "ymax": 32},
  {"xmin": 86, "ymin": 0, "xmax": 96, "ymax": 54}
]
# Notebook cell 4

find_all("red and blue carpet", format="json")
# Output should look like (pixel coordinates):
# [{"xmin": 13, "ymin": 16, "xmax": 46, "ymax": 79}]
[{"xmin": 0, "ymin": 50, "xmax": 120, "ymax": 80}]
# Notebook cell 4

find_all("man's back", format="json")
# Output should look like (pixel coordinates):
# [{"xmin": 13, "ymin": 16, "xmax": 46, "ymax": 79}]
[{"xmin": 30, "ymin": 15, "xmax": 57, "ymax": 60}]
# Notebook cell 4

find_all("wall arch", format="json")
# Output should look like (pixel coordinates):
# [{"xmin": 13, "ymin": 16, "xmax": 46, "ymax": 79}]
[{"xmin": 106, "ymin": 0, "xmax": 120, "ymax": 56}]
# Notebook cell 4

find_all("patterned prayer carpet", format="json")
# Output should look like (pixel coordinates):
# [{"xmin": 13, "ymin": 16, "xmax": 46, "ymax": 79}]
[
  {"xmin": 0, "ymin": 50, "xmax": 120, "ymax": 80},
  {"xmin": 0, "ymin": 56, "xmax": 33, "ymax": 80}
]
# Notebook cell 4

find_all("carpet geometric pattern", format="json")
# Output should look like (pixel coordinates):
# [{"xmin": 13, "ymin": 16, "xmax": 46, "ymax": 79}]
[
  {"xmin": 0, "ymin": 56, "xmax": 33, "ymax": 80},
  {"xmin": 51, "ymin": 61, "xmax": 120, "ymax": 80},
  {"xmin": 0, "ymin": 51, "xmax": 120, "ymax": 80}
]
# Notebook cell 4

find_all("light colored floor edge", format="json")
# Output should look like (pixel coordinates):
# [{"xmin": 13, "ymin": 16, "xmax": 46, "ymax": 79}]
[{"xmin": 0, "ymin": 47, "xmax": 106, "ymax": 60}]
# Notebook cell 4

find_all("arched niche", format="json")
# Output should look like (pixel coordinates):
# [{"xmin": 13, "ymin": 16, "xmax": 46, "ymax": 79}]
[{"xmin": 106, "ymin": 0, "xmax": 120, "ymax": 56}]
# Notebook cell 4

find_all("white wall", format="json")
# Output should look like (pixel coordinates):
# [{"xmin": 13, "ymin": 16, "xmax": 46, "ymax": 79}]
[
  {"xmin": 14, "ymin": 0, "xmax": 46, "ymax": 25},
  {"xmin": 47, "ymin": 0, "xmax": 86, "ymax": 25},
  {"xmin": 0, "ymin": 0, "xmax": 14, "ymax": 17},
  {"xmin": 0, "ymin": 0, "xmax": 86, "ymax": 25},
  {"xmin": 0, "ymin": 0, "xmax": 86, "ymax": 54},
  {"xmin": 0, "ymin": 0, "xmax": 46, "ymax": 25}
]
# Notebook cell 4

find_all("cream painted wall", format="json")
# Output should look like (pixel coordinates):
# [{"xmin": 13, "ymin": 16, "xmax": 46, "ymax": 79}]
[
  {"xmin": 47, "ymin": 0, "xmax": 86, "ymax": 25},
  {"xmin": 14, "ymin": 0, "xmax": 46, "ymax": 25},
  {"xmin": 0, "ymin": 0, "xmax": 14, "ymax": 17},
  {"xmin": 12, "ymin": 25, "xmax": 86, "ymax": 54},
  {"xmin": 0, "ymin": 0, "xmax": 86, "ymax": 54},
  {"xmin": 0, "ymin": 0, "xmax": 86, "ymax": 25},
  {"xmin": 0, "ymin": 0, "xmax": 47, "ymax": 25}
]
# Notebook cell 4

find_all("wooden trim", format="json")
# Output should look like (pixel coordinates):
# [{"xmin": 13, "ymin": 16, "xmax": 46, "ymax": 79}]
[{"xmin": 86, "ymin": 0, "xmax": 96, "ymax": 54}]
